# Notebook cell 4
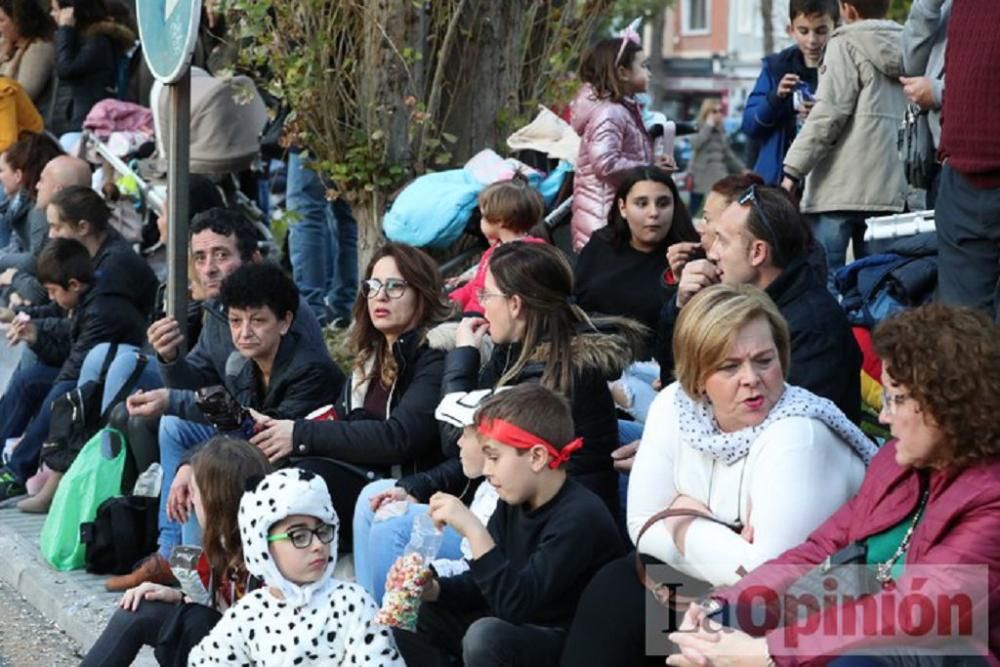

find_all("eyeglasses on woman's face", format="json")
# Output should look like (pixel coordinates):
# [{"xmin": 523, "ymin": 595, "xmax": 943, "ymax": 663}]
[
  {"xmin": 476, "ymin": 288, "xmax": 508, "ymax": 303},
  {"xmin": 881, "ymin": 389, "xmax": 913, "ymax": 416},
  {"xmin": 267, "ymin": 522, "xmax": 336, "ymax": 549},
  {"xmin": 361, "ymin": 278, "xmax": 408, "ymax": 300}
]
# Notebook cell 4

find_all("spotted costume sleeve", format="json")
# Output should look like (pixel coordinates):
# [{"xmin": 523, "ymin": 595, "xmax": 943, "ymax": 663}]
[{"xmin": 187, "ymin": 601, "xmax": 253, "ymax": 666}]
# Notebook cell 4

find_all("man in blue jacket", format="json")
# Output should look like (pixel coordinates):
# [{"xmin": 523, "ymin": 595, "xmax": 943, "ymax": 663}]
[{"xmin": 742, "ymin": 0, "xmax": 839, "ymax": 184}]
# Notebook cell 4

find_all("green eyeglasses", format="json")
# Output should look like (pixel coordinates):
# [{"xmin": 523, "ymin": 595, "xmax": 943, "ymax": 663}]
[{"xmin": 267, "ymin": 523, "xmax": 336, "ymax": 549}]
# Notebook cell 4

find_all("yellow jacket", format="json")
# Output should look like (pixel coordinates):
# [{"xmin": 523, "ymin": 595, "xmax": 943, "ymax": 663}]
[{"xmin": 0, "ymin": 76, "xmax": 42, "ymax": 152}]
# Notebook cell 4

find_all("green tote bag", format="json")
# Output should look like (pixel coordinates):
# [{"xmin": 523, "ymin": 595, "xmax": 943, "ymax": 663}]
[{"xmin": 40, "ymin": 428, "xmax": 127, "ymax": 571}]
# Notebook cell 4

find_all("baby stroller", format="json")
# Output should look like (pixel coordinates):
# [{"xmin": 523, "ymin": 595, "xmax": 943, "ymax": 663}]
[{"xmin": 80, "ymin": 67, "xmax": 277, "ymax": 267}]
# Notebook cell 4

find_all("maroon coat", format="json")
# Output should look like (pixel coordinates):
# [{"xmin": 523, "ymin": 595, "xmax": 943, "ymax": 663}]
[{"xmin": 715, "ymin": 443, "xmax": 1000, "ymax": 665}]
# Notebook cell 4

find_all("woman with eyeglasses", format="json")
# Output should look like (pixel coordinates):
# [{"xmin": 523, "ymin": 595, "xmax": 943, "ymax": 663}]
[
  {"xmin": 82, "ymin": 437, "xmax": 273, "ymax": 667},
  {"xmin": 352, "ymin": 242, "xmax": 645, "ymax": 602},
  {"xmin": 670, "ymin": 303, "xmax": 1000, "ymax": 667},
  {"xmin": 560, "ymin": 283, "xmax": 872, "ymax": 667},
  {"xmin": 249, "ymin": 242, "xmax": 452, "ymax": 545},
  {"xmin": 688, "ymin": 99, "xmax": 746, "ymax": 215}
]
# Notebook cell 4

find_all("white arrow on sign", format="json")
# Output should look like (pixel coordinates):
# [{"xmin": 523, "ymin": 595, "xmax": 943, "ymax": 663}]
[{"xmin": 165, "ymin": 0, "xmax": 180, "ymax": 20}]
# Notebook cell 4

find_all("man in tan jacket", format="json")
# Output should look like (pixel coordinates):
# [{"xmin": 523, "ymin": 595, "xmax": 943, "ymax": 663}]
[{"xmin": 781, "ymin": 0, "xmax": 906, "ymax": 292}]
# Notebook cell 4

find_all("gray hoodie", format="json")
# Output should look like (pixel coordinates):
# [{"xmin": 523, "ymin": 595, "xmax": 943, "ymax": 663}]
[{"xmin": 784, "ymin": 20, "xmax": 907, "ymax": 214}]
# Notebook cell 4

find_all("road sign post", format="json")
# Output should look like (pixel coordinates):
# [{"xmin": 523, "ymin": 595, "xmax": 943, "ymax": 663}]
[{"xmin": 137, "ymin": 0, "xmax": 201, "ymax": 350}]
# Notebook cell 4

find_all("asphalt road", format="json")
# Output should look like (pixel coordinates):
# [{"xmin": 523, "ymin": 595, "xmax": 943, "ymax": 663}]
[{"xmin": 0, "ymin": 577, "xmax": 81, "ymax": 666}]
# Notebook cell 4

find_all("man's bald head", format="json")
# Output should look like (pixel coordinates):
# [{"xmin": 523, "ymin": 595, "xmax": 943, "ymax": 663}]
[{"xmin": 36, "ymin": 156, "xmax": 92, "ymax": 211}]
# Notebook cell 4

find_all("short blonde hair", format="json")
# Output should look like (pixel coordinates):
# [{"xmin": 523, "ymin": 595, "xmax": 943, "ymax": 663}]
[{"xmin": 673, "ymin": 284, "xmax": 790, "ymax": 397}]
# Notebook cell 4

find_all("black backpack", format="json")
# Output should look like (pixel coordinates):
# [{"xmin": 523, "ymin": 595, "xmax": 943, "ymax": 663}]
[
  {"xmin": 80, "ymin": 495, "xmax": 159, "ymax": 575},
  {"xmin": 41, "ymin": 345, "xmax": 147, "ymax": 473}
]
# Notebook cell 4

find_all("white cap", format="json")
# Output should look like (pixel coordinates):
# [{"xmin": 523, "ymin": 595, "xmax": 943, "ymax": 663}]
[{"xmin": 434, "ymin": 388, "xmax": 510, "ymax": 428}]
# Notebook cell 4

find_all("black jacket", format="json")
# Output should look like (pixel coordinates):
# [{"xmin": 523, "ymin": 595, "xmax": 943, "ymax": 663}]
[
  {"xmin": 48, "ymin": 22, "xmax": 135, "ymax": 136},
  {"xmin": 173, "ymin": 329, "xmax": 345, "ymax": 424},
  {"xmin": 161, "ymin": 294, "xmax": 324, "ymax": 417},
  {"xmin": 25, "ymin": 280, "xmax": 146, "ymax": 383},
  {"xmin": 437, "ymin": 479, "xmax": 624, "ymax": 626},
  {"xmin": 399, "ymin": 320, "xmax": 645, "ymax": 509},
  {"xmin": 656, "ymin": 257, "xmax": 862, "ymax": 422},
  {"xmin": 91, "ymin": 229, "xmax": 159, "ymax": 320},
  {"xmin": 291, "ymin": 329, "xmax": 447, "ymax": 478}
]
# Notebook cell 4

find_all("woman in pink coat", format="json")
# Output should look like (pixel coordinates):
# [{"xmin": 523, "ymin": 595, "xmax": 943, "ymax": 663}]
[
  {"xmin": 570, "ymin": 33, "xmax": 659, "ymax": 253},
  {"xmin": 671, "ymin": 303, "xmax": 1000, "ymax": 667}
]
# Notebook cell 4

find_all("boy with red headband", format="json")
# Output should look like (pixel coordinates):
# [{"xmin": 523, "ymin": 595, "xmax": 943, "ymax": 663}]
[{"xmin": 391, "ymin": 384, "xmax": 624, "ymax": 667}]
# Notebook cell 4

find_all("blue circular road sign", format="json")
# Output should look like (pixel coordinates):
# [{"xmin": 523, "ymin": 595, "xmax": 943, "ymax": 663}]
[{"xmin": 137, "ymin": 0, "xmax": 203, "ymax": 83}]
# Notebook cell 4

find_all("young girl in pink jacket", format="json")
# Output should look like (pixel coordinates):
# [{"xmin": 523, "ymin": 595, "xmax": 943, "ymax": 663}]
[{"xmin": 570, "ymin": 28, "xmax": 665, "ymax": 252}]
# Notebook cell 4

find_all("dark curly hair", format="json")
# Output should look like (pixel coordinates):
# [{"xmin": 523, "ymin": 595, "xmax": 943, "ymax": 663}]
[
  {"xmin": 873, "ymin": 304, "xmax": 1000, "ymax": 468},
  {"xmin": 218, "ymin": 261, "xmax": 298, "ymax": 321}
]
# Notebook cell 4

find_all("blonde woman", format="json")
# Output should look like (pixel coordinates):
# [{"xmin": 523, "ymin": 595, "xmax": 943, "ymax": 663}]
[{"xmin": 688, "ymin": 99, "xmax": 745, "ymax": 213}]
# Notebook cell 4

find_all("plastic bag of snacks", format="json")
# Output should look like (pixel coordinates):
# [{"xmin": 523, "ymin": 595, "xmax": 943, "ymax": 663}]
[{"xmin": 374, "ymin": 512, "xmax": 443, "ymax": 630}]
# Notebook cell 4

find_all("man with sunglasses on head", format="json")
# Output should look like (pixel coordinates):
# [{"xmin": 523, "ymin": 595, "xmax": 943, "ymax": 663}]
[
  {"xmin": 106, "ymin": 208, "xmax": 334, "ymax": 592},
  {"xmin": 656, "ymin": 185, "xmax": 861, "ymax": 422}
]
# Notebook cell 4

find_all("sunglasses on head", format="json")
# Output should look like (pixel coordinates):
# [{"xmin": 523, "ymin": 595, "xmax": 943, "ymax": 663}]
[{"xmin": 737, "ymin": 185, "xmax": 784, "ymax": 266}]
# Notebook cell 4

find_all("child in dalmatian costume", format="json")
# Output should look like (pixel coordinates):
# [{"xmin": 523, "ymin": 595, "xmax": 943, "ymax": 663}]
[{"xmin": 189, "ymin": 468, "xmax": 404, "ymax": 666}]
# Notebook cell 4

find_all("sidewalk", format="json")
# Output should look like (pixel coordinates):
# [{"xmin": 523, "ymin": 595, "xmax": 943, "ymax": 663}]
[
  {"xmin": 0, "ymin": 502, "xmax": 157, "ymax": 666},
  {"xmin": 0, "ymin": 497, "xmax": 356, "ymax": 665}
]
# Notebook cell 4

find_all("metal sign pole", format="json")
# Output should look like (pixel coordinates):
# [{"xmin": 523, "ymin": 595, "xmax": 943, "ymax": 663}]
[{"xmin": 166, "ymin": 68, "xmax": 190, "ymax": 349}]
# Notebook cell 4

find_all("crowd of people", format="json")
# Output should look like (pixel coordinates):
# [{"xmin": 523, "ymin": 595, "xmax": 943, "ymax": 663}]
[{"xmin": 0, "ymin": 0, "xmax": 995, "ymax": 665}]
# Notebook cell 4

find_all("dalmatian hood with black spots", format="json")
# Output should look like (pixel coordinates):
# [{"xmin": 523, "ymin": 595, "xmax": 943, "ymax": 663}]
[
  {"xmin": 190, "ymin": 467, "xmax": 404, "ymax": 665},
  {"xmin": 239, "ymin": 467, "xmax": 339, "ymax": 609}
]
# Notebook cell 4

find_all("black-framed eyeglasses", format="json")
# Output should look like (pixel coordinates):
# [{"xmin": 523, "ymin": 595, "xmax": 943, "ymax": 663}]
[
  {"xmin": 737, "ymin": 186, "xmax": 784, "ymax": 266},
  {"xmin": 361, "ymin": 278, "xmax": 408, "ymax": 300},
  {"xmin": 267, "ymin": 523, "xmax": 336, "ymax": 549}
]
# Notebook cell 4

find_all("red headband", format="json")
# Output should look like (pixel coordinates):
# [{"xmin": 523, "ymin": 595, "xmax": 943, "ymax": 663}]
[{"xmin": 477, "ymin": 418, "xmax": 583, "ymax": 469}]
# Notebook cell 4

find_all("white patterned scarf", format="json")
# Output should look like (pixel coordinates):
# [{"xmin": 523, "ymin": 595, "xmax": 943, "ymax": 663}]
[{"xmin": 673, "ymin": 383, "xmax": 878, "ymax": 465}]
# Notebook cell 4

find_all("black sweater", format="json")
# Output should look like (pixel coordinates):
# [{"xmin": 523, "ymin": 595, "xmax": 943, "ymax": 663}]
[
  {"xmin": 574, "ymin": 231, "xmax": 672, "ymax": 338},
  {"xmin": 437, "ymin": 478, "xmax": 624, "ymax": 627}
]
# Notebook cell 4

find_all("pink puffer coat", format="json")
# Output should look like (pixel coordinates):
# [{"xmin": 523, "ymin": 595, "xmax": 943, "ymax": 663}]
[{"xmin": 570, "ymin": 85, "xmax": 653, "ymax": 252}]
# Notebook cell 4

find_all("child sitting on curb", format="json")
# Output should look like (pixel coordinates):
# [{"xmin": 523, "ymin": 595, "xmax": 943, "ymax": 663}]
[
  {"xmin": 393, "ymin": 383, "xmax": 624, "ymax": 667},
  {"xmin": 189, "ymin": 468, "xmax": 404, "ymax": 665}
]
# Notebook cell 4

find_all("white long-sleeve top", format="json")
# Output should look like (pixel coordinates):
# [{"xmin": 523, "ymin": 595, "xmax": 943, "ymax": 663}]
[{"xmin": 627, "ymin": 383, "xmax": 866, "ymax": 587}]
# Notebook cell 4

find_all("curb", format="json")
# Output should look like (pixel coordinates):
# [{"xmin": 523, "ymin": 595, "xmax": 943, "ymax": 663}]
[{"xmin": 0, "ymin": 513, "xmax": 156, "ymax": 666}]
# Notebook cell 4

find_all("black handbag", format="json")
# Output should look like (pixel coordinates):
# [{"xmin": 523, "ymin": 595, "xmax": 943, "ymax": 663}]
[
  {"xmin": 41, "ymin": 347, "xmax": 148, "ymax": 473},
  {"xmin": 898, "ymin": 104, "xmax": 936, "ymax": 191},
  {"xmin": 80, "ymin": 494, "xmax": 159, "ymax": 574}
]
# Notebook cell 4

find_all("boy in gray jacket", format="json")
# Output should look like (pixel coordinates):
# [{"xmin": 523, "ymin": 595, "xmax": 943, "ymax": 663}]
[{"xmin": 781, "ymin": 0, "xmax": 906, "ymax": 289}]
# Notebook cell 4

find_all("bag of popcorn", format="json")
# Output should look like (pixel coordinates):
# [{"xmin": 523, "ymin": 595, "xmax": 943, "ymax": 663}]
[{"xmin": 374, "ymin": 512, "xmax": 443, "ymax": 630}]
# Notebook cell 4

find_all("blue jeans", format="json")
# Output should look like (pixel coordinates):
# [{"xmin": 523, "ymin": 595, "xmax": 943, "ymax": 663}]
[
  {"xmin": 0, "ymin": 363, "xmax": 73, "ymax": 482},
  {"xmin": 287, "ymin": 150, "xmax": 359, "ymax": 325},
  {"xmin": 809, "ymin": 212, "xmax": 870, "ymax": 294},
  {"xmin": 157, "ymin": 417, "xmax": 214, "ymax": 558},
  {"xmin": 616, "ymin": 361, "xmax": 659, "ymax": 423},
  {"xmin": 353, "ymin": 479, "xmax": 464, "ymax": 604},
  {"xmin": 78, "ymin": 343, "xmax": 163, "ymax": 413}
]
